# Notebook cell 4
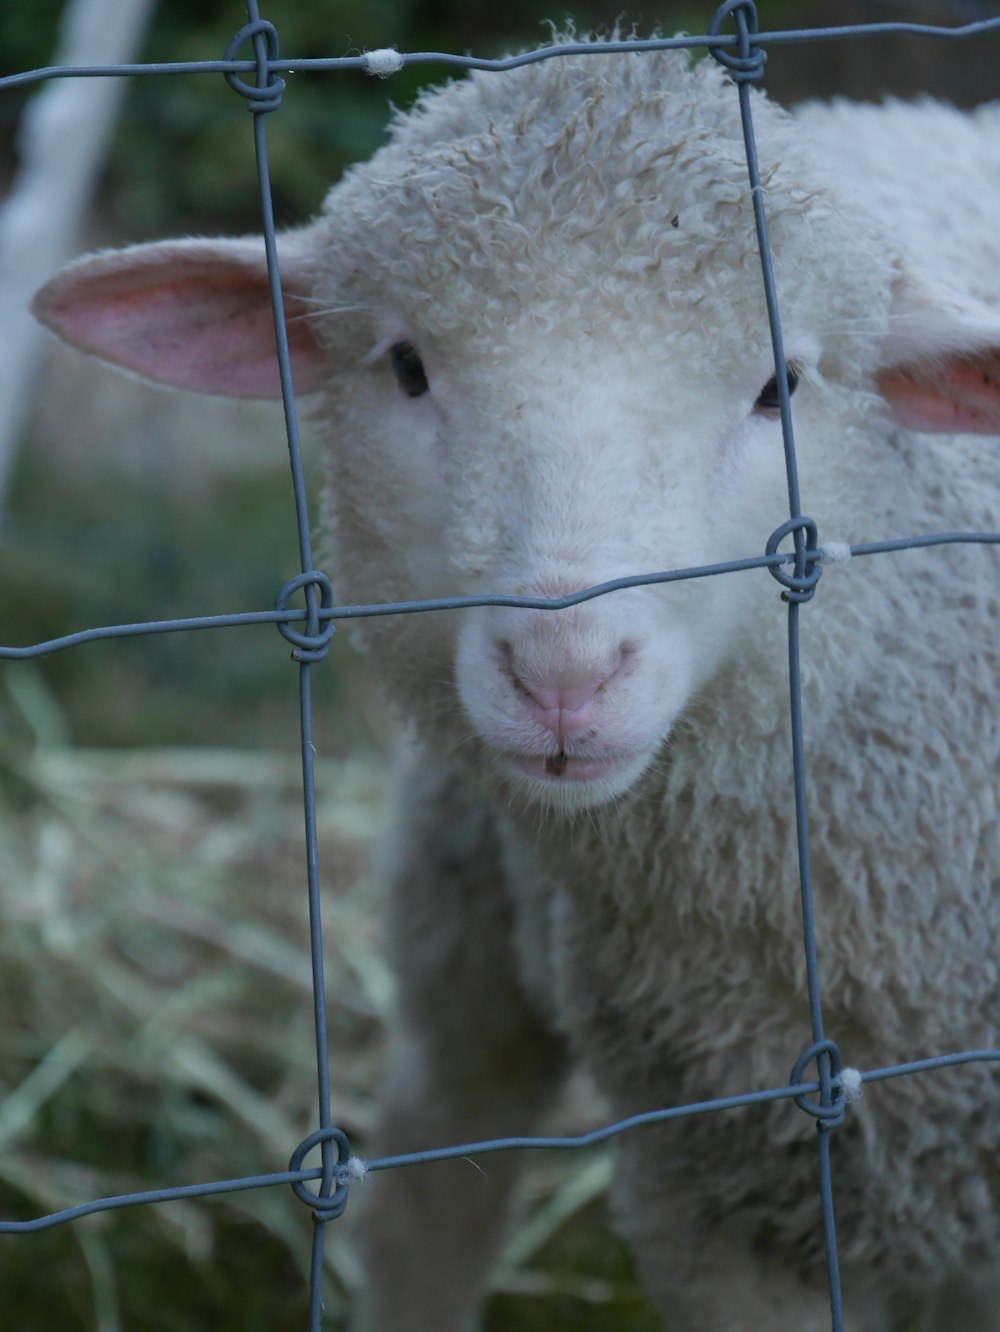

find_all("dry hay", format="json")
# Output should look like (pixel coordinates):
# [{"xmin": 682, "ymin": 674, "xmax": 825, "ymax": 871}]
[{"xmin": 0, "ymin": 683, "xmax": 648, "ymax": 1328}]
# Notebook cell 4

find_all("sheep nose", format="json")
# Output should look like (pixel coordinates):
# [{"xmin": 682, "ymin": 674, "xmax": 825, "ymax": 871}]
[{"xmin": 501, "ymin": 645, "xmax": 630, "ymax": 744}]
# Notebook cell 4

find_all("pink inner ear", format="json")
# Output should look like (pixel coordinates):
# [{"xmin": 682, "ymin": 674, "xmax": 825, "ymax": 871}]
[
  {"xmin": 128, "ymin": 269, "xmax": 325, "ymax": 398},
  {"xmin": 35, "ymin": 243, "xmax": 327, "ymax": 399},
  {"xmin": 878, "ymin": 351, "xmax": 1000, "ymax": 434}
]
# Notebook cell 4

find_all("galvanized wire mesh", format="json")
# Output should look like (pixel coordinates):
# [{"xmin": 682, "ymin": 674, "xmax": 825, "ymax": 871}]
[{"xmin": 1, "ymin": 3, "xmax": 999, "ymax": 1329}]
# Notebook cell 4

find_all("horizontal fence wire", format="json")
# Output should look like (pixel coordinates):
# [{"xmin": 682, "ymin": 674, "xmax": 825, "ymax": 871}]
[
  {"xmin": 6, "ymin": 13, "xmax": 1000, "ymax": 91},
  {"xmin": 1, "ymin": 3, "xmax": 999, "ymax": 1330},
  {"xmin": 2, "ymin": 533, "xmax": 999, "ymax": 661}
]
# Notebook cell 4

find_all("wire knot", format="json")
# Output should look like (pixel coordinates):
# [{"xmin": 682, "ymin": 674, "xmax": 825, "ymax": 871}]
[
  {"xmin": 275, "ymin": 571, "xmax": 336, "ymax": 662},
  {"xmin": 708, "ymin": 0, "xmax": 766, "ymax": 83},
  {"xmin": 289, "ymin": 1127, "xmax": 352, "ymax": 1221},
  {"xmin": 791, "ymin": 1039, "xmax": 848, "ymax": 1131},
  {"xmin": 766, "ymin": 517, "xmax": 822, "ymax": 603},
  {"xmin": 224, "ymin": 19, "xmax": 285, "ymax": 113}
]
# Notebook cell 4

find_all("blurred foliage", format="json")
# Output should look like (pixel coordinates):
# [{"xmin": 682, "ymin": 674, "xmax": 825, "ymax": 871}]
[
  {"xmin": 1, "ymin": 0, "xmax": 712, "ymax": 236},
  {"xmin": 0, "ymin": 446, "xmax": 390, "ymax": 755}
]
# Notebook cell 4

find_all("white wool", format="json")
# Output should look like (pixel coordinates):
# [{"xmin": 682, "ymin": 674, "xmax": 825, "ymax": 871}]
[
  {"xmin": 311, "ymin": 59, "xmax": 1000, "ymax": 1326},
  {"xmin": 364, "ymin": 47, "xmax": 403, "ymax": 78},
  {"xmin": 839, "ymin": 1067, "xmax": 864, "ymax": 1104},
  {"xmin": 819, "ymin": 540, "xmax": 853, "ymax": 564},
  {"xmin": 343, "ymin": 1155, "xmax": 369, "ymax": 1181},
  {"xmin": 310, "ymin": 57, "xmax": 1000, "ymax": 1328}
]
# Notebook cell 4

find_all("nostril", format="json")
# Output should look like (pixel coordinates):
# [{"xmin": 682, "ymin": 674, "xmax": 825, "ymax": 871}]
[
  {"xmin": 497, "ymin": 641, "xmax": 535, "ymax": 701},
  {"xmin": 498, "ymin": 640, "xmax": 634, "ymax": 740}
]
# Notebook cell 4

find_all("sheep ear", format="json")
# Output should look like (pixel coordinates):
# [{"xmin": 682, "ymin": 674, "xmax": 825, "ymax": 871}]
[
  {"xmin": 877, "ymin": 270, "xmax": 1000, "ymax": 433},
  {"xmin": 32, "ymin": 231, "xmax": 326, "ymax": 399}
]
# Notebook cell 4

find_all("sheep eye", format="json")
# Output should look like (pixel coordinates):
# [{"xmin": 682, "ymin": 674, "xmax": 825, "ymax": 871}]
[
  {"xmin": 390, "ymin": 341, "xmax": 429, "ymax": 398},
  {"xmin": 755, "ymin": 364, "xmax": 800, "ymax": 412}
]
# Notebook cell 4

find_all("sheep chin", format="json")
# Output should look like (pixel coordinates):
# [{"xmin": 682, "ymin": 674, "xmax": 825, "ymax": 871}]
[{"xmin": 497, "ymin": 747, "xmax": 654, "ymax": 812}]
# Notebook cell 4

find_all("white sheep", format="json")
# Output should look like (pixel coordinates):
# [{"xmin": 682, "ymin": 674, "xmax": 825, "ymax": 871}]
[{"xmin": 31, "ymin": 36, "xmax": 1000, "ymax": 1332}]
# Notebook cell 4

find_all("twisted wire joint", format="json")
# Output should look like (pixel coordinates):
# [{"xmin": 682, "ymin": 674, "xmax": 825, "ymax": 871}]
[
  {"xmin": 275, "ymin": 571, "xmax": 336, "ymax": 662},
  {"xmin": 708, "ymin": 0, "xmax": 767, "ymax": 83},
  {"xmin": 289, "ymin": 1126, "xmax": 353, "ymax": 1221},
  {"xmin": 766, "ymin": 517, "xmax": 823, "ymax": 603},
  {"xmin": 224, "ymin": 19, "xmax": 285, "ymax": 113}
]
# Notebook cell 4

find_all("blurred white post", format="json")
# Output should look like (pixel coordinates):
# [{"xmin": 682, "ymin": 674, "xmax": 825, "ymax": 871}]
[{"xmin": 0, "ymin": 0, "xmax": 159, "ymax": 528}]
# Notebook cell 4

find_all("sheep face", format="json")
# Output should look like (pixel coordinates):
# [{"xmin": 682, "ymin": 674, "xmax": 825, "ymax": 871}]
[{"xmin": 327, "ymin": 319, "xmax": 806, "ymax": 810}]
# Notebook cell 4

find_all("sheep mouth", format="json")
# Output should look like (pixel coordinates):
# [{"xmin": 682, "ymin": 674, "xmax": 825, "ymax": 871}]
[{"xmin": 505, "ymin": 749, "xmax": 646, "ymax": 785}]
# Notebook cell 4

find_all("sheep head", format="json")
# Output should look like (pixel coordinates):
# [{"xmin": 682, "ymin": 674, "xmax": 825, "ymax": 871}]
[{"xmin": 32, "ymin": 50, "xmax": 1000, "ymax": 812}]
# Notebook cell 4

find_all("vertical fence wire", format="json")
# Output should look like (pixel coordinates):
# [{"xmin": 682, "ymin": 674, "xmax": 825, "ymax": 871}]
[
  {"xmin": 708, "ymin": 4, "xmax": 843, "ymax": 1322},
  {"xmin": 1, "ymin": 5, "xmax": 999, "ymax": 1330},
  {"xmin": 234, "ymin": 4, "xmax": 343, "ymax": 1314}
]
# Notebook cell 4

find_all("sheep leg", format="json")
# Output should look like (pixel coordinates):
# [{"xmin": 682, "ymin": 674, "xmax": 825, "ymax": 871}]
[
  {"xmin": 609, "ymin": 1127, "xmax": 883, "ymax": 1332},
  {"xmin": 352, "ymin": 747, "xmax": 567, "ymax": 1332},
  {"xmin": 918, "ymin": 1273, "xmax": 1000, "ymax": 1331}
]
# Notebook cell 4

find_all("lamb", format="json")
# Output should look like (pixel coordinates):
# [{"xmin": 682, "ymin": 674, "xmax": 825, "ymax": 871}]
[{"xmin": 31, "ymin": 34, "xmax": 1000, "ymax": 1332}]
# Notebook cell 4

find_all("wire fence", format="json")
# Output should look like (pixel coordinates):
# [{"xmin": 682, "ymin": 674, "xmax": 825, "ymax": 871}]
[{"xmin": 1, "ymin": 2, "xmax": 999, "ymax": 1329}]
